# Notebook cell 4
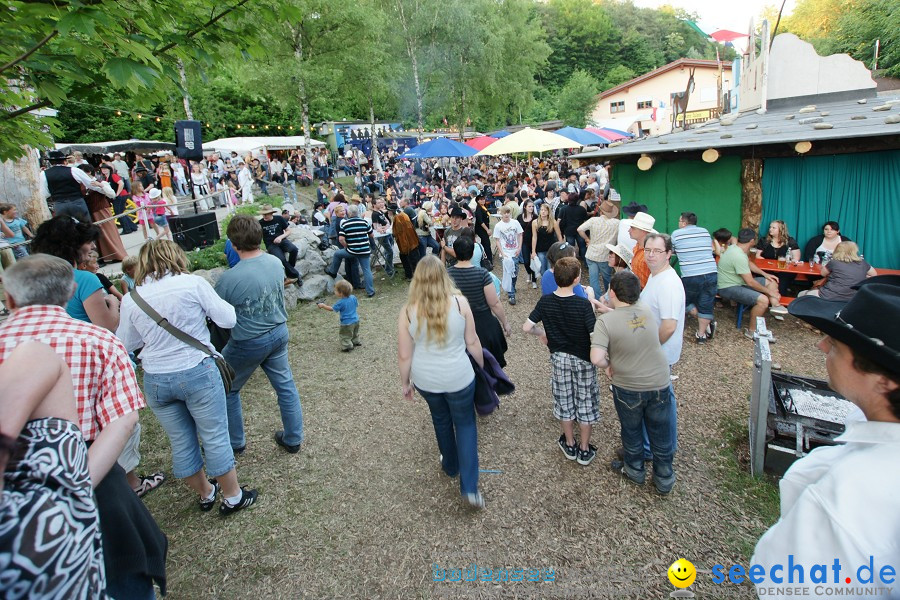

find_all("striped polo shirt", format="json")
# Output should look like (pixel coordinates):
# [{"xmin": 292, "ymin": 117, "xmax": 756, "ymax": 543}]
[
  {"xmin": 671, "ymin": 225, "xmax": 717, "ymax": 277},
  {"xmin": 338, "ymin": 217, "xmax": 373, "ymax": 255}
]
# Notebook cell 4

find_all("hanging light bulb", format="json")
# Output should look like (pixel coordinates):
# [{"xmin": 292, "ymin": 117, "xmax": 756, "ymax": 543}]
[
  {"xmin": 137, "ymin": 114, "xmax": 142, "ymax": 120},
  {"xmin": 236, "ymin": 124, "xmax": 242, "ymax": 129},
  {"xmin": 155, "ymin": 116, "xmax": 161, "ymax": 122},
  {"xmin": 206, "ymin": 122, "xmax": 211, "ymax": 127},
  {"xmin": 116, "ymin": 110, "xmax": 122, "ymax": 116},
  {"xmin": 289, "ymin": 125, "xmax": 294, "ymax": 130},
  {"xmin": 265, "ymin": 125, "xmax": 269, "ymax": 130},
  {"xmin": 277, "ymin": 125, "xmax": 282, "ymax": 130},
  {"xmin": 250, "ymin": 124, "xmax": 255, "ymax": 129}
]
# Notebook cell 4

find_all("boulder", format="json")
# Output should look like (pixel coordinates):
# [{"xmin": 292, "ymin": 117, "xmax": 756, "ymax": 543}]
[
  {"xmin": 192, "ymin": 267, "xmax": 226, "ymax": 287},
  {"xmin": 296, "ymin": 274, "xmax": 334, "ymax": 301}
]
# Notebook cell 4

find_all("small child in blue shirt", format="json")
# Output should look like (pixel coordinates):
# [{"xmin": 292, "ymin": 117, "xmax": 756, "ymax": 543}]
[
  {"xmin": 0, "ymin": 204, "xmax": 33, "ymax": 259},
  {"xmin": 316, "ymin": 280, "xmax": 361, "ymax": 352}
]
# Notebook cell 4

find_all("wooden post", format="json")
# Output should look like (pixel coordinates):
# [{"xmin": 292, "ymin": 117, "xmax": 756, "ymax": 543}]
[
  {"xmin": 0, "ymin": 147, "xmax": 50, "ymax": 228},
  {"xmin": 741, "ymin": 158, "xmax": 764, "ymax": 230}
]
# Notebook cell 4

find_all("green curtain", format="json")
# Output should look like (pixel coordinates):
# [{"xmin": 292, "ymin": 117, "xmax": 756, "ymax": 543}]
[
  {"xmin": 761, "ymin": 150, "xmax": 900, "ymax": 269},
  {"xmin": 611, "ymin": 156, "xmax": 744, "ymax": 235}
]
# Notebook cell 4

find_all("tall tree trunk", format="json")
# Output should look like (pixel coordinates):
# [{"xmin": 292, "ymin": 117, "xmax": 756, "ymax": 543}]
[
  {"xmin": 369, "ymin": 94, "xmax": 381, "ymax": 172},
  {"xmin": 0, "ymin": 148, "xmax": 48, "ymax": 227},
  {"xmin": 396, "ymin": 1, "xmax": 424, "ymax": 139},
  {"xmin": 291, "ymin": 26, "xmax": 315, "ymax": 180},
  {"xmin": 178, "ymin": 59, "xmax": 193, "ymax": 120}
]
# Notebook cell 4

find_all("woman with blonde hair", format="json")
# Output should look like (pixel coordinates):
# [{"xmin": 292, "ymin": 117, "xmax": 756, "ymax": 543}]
[
  {"xmin": 799, "ymin": 241, "xmax": 876, "ymax": 301},
  {"xmin": 531, "ymin": 202, "xmax": 563, "ymax": 276},
  {"xmin": 117, "ymin": 240, "xmax": 259, "ymax": 515},
  {"xmin": 397, "ymin": 255, "xmax": 485, "ymax": 508},
  {"xmin": 755, "ymin": 219, "xmax": 800, "ymax": 295}
]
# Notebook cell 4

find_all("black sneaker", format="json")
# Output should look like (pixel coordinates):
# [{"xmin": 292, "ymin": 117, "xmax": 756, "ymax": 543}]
[
  {"xmin": 695, "ymin": 333, "xmax": 708, "ymax": 344},
  {"xmin": 219, "ymin": 487, "xmax": 258, "ymax": 515},
  {"xmin": 577, "ymin": 444, "xmax": 597, "ymax": 466},
  {"xmin": 274, "ymin": 431, "xmax": 301, "ymax": 454},
  {"xmin": 557, "ymin": 435, "xmax": 577, "ymax": 460},
  {"xmin": 199, "ymin": 479, "xmax": 220, "ymax": 512},
  {"xmin": 707, "ymin": 320, "xmax": 717, "ymax": 340}
]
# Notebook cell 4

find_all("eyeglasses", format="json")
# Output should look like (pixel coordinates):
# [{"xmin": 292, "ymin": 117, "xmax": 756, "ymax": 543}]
[{"xmin": 644, "ymin": 249, "xmax": 669, "ymax": 256}]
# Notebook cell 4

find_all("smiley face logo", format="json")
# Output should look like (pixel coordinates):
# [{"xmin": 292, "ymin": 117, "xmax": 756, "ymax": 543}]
[{"xmin": 668, "ymin": 558, "xmax": 697, "ymax": 588}]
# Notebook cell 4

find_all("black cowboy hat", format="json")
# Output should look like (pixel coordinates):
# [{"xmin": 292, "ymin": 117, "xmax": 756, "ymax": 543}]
[
  {"xmin": 622, "ymin": 201, "xmax": 648, "ymax": 217},
  {"xmin": 47, "ymin": 150, "xmax": 67, "ymax": 162},
  {"xmin": 788, "ymin": 279, "xmax": 900, "ymax": 377}
]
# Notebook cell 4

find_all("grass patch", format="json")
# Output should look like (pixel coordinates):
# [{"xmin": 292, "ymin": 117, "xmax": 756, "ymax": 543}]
[{"xmin": 713, "ymin": 414, "xmax": 782, "ymax": 559}]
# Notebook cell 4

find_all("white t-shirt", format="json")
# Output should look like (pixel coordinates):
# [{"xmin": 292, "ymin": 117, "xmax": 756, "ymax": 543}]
[
  {"xmin": 492, "ymin": 219, "xmax": 524, "ymax": 258},
  {"xmin": 640, "ymin": 267, "xmax": 685, "ymax": 366}
]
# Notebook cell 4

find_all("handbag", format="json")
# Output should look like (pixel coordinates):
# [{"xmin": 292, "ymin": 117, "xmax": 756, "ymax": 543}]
[
  {"xmin": 130, "ymin": 288, "xmax": 236, "ymax": 393},
  {"xmin": 476, "ymin": 243, "xmax": 493, "ymax": 271}
]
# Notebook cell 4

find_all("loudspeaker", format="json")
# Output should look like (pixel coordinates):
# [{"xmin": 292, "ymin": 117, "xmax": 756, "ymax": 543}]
[
  {"xmin": 174, "ymin": 120, "xmax": 203, "ymax": 161},
  {"xmin": 169, "ymin": 213, "xmax": 219, "ymax": 251}
]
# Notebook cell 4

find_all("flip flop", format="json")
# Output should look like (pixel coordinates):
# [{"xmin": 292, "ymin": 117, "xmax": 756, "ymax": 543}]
[{"xmin": 133, "ymin": 472, "xmax": 166, "ymax": 498}]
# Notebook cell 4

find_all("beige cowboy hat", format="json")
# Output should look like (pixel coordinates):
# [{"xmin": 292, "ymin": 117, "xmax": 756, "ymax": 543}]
[
  {"xmin": 629, "ymin": 211, "xmax": 657, "ymax": 233},
  {"xmin": 605, "ymin": 243, "xmax": 634, "ymax": 267},
  {"xmin": 259, "ymin": 204, "xmax": 277, "ymax": 215},
  {"xmin": 598, "ymin": 200, "xmax": 618, "ymax": 218}
]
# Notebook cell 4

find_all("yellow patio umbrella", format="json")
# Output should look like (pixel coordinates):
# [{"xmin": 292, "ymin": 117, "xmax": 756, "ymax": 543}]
[{"xmin": 475, "ymin": 127, "xmax": 581, "ymax": 156}]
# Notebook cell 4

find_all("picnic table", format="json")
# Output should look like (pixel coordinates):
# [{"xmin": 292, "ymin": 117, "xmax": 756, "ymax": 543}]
[{"xmin": 755, "ymin": 257, "xmax": 900, "ymax": 306}]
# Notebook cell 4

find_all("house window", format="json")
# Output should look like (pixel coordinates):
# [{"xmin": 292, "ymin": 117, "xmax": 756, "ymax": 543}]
[
  {"xmin": 610, "ymin": 101, "xmax": 625, "ymax": 113},
  {"xmin": 636, "ymin": 100, "xmax": 653, "ymax": 109}
]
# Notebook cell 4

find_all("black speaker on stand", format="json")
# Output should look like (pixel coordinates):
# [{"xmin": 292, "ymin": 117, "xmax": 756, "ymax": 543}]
[
  {"xmin": 175, "ymin": 120, "xmax": 204, "ymax": 213},
  {"xmin": 169, "ymin": 213, "xmax": 219, "ymax": 251}
]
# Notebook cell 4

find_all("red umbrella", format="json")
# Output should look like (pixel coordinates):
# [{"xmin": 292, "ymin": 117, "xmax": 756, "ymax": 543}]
[
  {"xmin": 710, "ymin": 29, "xmax": 747, "ymax": 43},
  {"xmin": 586, "ymin": 127, "xmax": 627, "ymax": 142},
  {"xmin": 465, "ymin": 136, "xmax": 498, "ymax": 151}
]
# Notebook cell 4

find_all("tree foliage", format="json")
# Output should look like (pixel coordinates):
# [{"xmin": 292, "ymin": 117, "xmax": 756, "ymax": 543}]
[{"xmin": 556, "ymin": 70, "xmax": 599, "ymax": 128}]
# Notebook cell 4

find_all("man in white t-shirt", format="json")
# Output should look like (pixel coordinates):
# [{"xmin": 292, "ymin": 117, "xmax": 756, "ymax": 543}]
[
  {"xmin": 639, "ymin": 233, "xmax": 685, "ymax": 456},
  {"xmin": 492, "ymin": 204, "xmax": 524, "ymax": 305}
]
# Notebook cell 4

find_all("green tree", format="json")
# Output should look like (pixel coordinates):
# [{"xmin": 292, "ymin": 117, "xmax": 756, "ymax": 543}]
[
  {"xmin": 599, "ymin": 65, "xmax": 636, "ymax": 92},
  {"xmin": 0, "ymin": 0, "xmax": 261, "ymax": 160},
  {"xmin": 556, "ymin": 69, "xmax": 599, "ymax": 127},
  {"xmin": 540, "ymin": 0, "xmax": 618, "ymax": 89}
]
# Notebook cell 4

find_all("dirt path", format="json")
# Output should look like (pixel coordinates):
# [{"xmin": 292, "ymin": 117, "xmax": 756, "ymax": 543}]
[{"xmin": 141, "ymin": 274, "xmax": 827, "ymax": 599}]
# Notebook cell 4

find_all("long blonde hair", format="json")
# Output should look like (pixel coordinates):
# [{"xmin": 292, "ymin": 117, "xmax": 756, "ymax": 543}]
[
  {"xmin": 534, "ymin": 202, "xmax": 557, "ymax": 233},
  {"xmin": 405, "ymin": 255, "xmax": 460, "ymax": 345},
  {"xmin": 135, "ymin": 240, "xmax": 191, "ymax": 285},
  {"xmin": 831, "ymin": 241, "xmax": 862, "ymax": 263},
  {"xmin": 767, "ymin": 220, "xmax": 789, "ymax": 245}
]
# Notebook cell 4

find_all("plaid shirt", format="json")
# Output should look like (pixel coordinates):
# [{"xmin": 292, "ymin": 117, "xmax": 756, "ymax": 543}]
[
  {"xmin": 0, "ymin": 305, "xmax": 144, "ymax": 441},
  {"xmin": 632, "ymin": 245, "xmax": 651, "ymax": 288}
]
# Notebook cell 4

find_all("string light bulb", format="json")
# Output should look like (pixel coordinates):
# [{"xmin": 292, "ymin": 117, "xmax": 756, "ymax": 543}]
[
  {"xmin": 206, "ymin": 122, "xmax": 211, "ymax": 127},
  {"xmin": 250, "ymin": 124, "xmax": 255, "ymax": 129},
  {"xmin": 116, "ymin": 110, "xmax": 122, "ymax": 116},
  {"xmin": 265, "ymin": 125, "xmax": 269, "ymax": 130},
  {"xmin": 155, "ymin": 116, "xmax": 161, "ymax": 122},
  {"xmin": 137, "ymin": 114, "xmax": 142, "ymax": 119},
  {"xmin": 236, "ymin": 124, "xmax": 242, "ymax": 129},
  {"xmin": 289, "ymin": 125, "xmax": 294, "ymax": 130}
]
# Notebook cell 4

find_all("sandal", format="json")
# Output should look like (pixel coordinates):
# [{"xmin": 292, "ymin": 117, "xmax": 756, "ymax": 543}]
[{"xmin": 133, "ymin": 472, "xmax": 166, "ymax": 497}]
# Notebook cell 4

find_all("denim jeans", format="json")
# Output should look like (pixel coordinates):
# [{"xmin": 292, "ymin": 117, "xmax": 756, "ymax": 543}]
[
  {"xmin": 566, "ymin": 233, "xmax": 586, "ymax": 260},
  {"xmin": 586, "ymin": 258, "xmax": 612, "ymax": 296},
  {"xmin": 416, "ymin": 380, "xmax": 479, "ymax": 495},
  {"xmin": 641, "ymin": 383, "xmax": 678, "ymax": 458},
  {"xmin": 330, "ymin": 249, "xmax": 375, "ymax": 295},
  {"xmin": 612, "ymin": 385, "xmax": 674, "ymax": 489},
  {"xmin": 419, "ymin": 234, "xmax": 441, "ymax": 257},
  {"xmin": 536, "ymin": 251, "xmax": 549, "ymax": 276},
  {"xmin": 143, "ymin": 357, "xmax": 235, "ymax": 479},
  {"xmin": 281, "ymin": 179, "xmax": 297, "ymax": 203},
  {"xmin": 223, "ymin": 323, "xmax": 304, "ymax": 449},
  {"xmin": 373, "ymin": 234, "xmax": 395, "ymax": 275},
  {"xmin": 682, "ymin": 271, "xmax": 718, "ymax": 320}
]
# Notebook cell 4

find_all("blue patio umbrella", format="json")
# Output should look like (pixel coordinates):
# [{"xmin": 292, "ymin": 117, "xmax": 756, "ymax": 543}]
[
  {"xmin": 554, "ymin": 126, "xmax": 611, "ymax": 146},
  {"xmin": 488, "ymin": 130, "xmax": 511, "ymax": 138},
  {"xmin": 400, "ymin": 137, "xmax": 477, "ymax": 159}
]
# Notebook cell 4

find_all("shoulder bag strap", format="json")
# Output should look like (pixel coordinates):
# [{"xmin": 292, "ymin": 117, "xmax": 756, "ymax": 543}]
[{"xmin": 130, "ymin": 287, "xmax": 215, "ymax": 357}]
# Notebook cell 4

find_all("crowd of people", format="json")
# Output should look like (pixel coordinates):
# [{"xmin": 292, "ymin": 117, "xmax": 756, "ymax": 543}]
[{"xmin": 1, "ymin": 143, "xmax": 897, "ymax": 598}]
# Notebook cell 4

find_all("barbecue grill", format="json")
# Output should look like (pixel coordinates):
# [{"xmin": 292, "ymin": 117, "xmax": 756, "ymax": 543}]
[{"xmin": 747, "ymin": 318, "xmax": 856, "ymax": 476}]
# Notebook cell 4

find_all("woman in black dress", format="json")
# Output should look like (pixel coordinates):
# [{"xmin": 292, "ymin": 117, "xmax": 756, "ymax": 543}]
[{"xmin": 518, "ymin": 199, "xmax": 537, "ymax": 288}]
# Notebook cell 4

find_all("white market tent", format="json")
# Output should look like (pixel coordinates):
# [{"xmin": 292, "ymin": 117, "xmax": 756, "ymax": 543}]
[{"xmin": 205, "ymin": 136, "xmax": 326, "ymax": 155}]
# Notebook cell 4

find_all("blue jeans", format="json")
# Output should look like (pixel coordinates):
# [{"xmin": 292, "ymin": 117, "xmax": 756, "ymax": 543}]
[
  {"xmin": 536, "ymin": 252, "xmax": 549, "ymax": 276},
  {"xmin": 419, "ymin": 234, "xmax": 441, "ymax": 257},
  {"xmin": 416, "ymin": 380, "xmax": 479, "ymax": 495},
  {"xmin": 682, "ymin": 271, "xmax": 718, "ymax": 320},
  {"xmin": 330, "ymin": 249, "xmax": 375, "ymax": 295},
  {"xmin": 566, "ymin": 233, "xmax": 586, "ymax": 261},
  {"xmin": 641, "ymin": 383, "xmax": 678, "ymax": 458},
  {"xmin": 612, "ymin": 385, "xmax": 675, "ymax": 489},
  {"xmin": 223, "ymin": 323, "xmax": 304, "ymax": 449},
  {"xmin": 282, "ymin": 179, "xmax": 297, "ymax": 203},
  {"xmin": 586, "ymin": 258, "xmax": 612, "ymax": 295},
  {"xmin": 143, "ymin": 358, "xmax": 235, "ymax": 479},
  {"xmin": 373, "ymin": 234, "xmax": 395, "ymax": 275}
]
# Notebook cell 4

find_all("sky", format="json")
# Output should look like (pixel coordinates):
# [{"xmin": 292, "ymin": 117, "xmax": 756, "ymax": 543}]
[{"xmin": 632, "ymin": 0, "xmax": 797, "ymax": 47}]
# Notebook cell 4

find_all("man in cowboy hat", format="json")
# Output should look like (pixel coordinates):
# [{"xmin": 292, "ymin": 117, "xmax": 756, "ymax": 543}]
[
  {"xmin": 627, "ymin": 211, "xmax": 657, "ymax": 288},
  {"xmin": 751, "ymin": 276, "xmax": 900, "ymax": 597},
  {"xmin": 40, "ymin": 150, "xmax": 96, "ymax": 222},
  {"xmin": 617, "ymin": 201, "xmax": 647, "ymax": 253},
  {"xmin": 671, "ymin": 211, "xmax": 718, "ymax": 344},
  {"xmin": 258, "ymin": 204, "xmax": 300, "ymax": 284}
]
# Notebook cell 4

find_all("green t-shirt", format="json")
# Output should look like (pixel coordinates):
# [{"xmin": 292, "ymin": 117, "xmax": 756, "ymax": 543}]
[
  {"xmin": 214, "ymin": 253, "xmax": 288, "ymax": 341},
  {"xmin": 717, "ymin": 244, "xmax": 750, "ymax": 290}
]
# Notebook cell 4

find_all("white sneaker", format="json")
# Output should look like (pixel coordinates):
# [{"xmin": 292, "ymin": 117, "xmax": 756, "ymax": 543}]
[
  {"xmin": 531, "ymin": 281, "xmax": 537, "ymax": 289},
  {"xmin": 769, "ymin": 305, "xmax": 789, "ymax": 315}
]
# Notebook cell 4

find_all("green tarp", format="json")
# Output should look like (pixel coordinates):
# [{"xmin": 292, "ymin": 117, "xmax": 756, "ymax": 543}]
[
  {"xmin": 762, "ymin": 151, "xmax": 900, "ymax": 270},
  {"xmin": 611, "ymin": 156, "xmax": 744, "ymax": 236}
]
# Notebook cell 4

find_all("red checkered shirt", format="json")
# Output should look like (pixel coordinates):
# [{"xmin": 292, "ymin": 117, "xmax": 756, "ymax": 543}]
[{"xmin": 0, "ymin": 305, "xmax": 145, "ymax": 441}]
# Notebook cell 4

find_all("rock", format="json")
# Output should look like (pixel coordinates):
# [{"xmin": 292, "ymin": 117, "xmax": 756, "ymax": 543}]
[
  {"xmin": 820, "ymin": 111, "xmax": 830, "ymax": 116},
  {"xmin": 851, "ymin": 115, "xmax": 867, "ymax": 120},
  {"xmin": 296, "ymin": 274, "xmax": 334, "ymax": 301},
  {"xmin": 784, "ymin": 115, "xmax": 796, "ymax": 120},
  {"xmin": 283, "ymin": 282, "xmax": 302, "ymax": 310},
  {"xmin": 192, "ymin": 267, "xmax": 226, "ymax": 287},
  {"xmin": 798, "ymin": 116, "xmax": 823, "ymax": 125},
  {"xmin": 746, "ymin": 124, "xmax": 759, "ymax": 129},
  {"xmin": 872, "ymin": 104, "xmax": 891, "ymax": 112},
  {"xmin": 812, "ymin": 123, "xmax": 834, "ymax": 129},
  {"xmin": 720, "ymin": 134, "xmax": 733, "ymax": 138},
  {"xmin": 886, "ymin": 115, "xmax": 900, "ymax": 125},
  {"xmin": 858, "ymin": 99, "xmax": 868, "ymax": 104},
  {"xmin": 295, "ymin": 251, "xmax": 326, "ymax": 278},
  {"xmin": 798, "ymin": 105, "xmax": 816, "ymax": 113}
]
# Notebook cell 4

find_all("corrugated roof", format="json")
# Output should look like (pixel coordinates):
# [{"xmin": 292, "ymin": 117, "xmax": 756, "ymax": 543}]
[
  {"xmin": 572, "ymin": 95, "xmax": 900, "ymax": 160},
  {"xmin": 598, "ymin": 58, "xmax": 731, "ymax": 100}
]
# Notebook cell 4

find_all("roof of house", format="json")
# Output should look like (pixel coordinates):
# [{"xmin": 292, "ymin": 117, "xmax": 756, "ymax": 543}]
[
  {"xmin": 572, "ymin": 94, "xmax": 900, "ymax": 160},
  {"xmin": 598, "ymin": 58, "xmax": 732, "ymax": 100}
]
